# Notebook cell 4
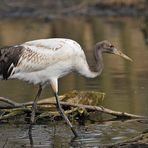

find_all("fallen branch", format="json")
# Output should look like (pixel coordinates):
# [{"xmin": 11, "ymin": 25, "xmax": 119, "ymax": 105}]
[
  {"xmin": 0, "ymin": 96, "xmax": 147, "ymax": 120},
  {"xmin": 42, "ymin": 102, "xmax": 147, "ymax": 119}
]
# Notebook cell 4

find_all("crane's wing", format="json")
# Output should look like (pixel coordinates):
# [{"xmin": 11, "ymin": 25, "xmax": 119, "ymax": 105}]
[
  {"xmin": 18, "ymin": 38, "xmax": 80, "ymax": 71},
  {"xmin": 0, "ymin": 38, "xmax": 80, "ymax": 79},
  {"xmin": 18, "ymin": 39, "xmax": 75, "ymax": 72},
  {"xmin": 0, "ymin": 44, "xmax": 57, "ymax": 79}
]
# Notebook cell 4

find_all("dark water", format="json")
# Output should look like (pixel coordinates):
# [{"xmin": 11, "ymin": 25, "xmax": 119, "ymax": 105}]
[{"xmin": 0, "ymin": 16, "xmax": 148, "ymax": 147}]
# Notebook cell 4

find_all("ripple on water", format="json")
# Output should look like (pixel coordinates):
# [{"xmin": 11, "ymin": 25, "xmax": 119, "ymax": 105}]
[{"xmin": 0, "ymin": 120, "xmax": 147, "ymax": 147}]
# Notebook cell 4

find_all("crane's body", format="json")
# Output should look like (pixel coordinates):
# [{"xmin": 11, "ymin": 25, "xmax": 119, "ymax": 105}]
[
  {"xmin": 0, "ymin": 38, "xmax": 97, "ymax": 84},
  {"xmin": 0, "ymin": 38, "xmax": 132, "ymax": 137}
]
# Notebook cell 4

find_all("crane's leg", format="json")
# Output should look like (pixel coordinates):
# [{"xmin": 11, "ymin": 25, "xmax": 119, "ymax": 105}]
[
  {"xmin": 50, "ymin": 79, "xmax": 78, "ymax": 137},
  {"xmin": 31, "ymin": 85, "xmax": 42, "ymax": 124}
]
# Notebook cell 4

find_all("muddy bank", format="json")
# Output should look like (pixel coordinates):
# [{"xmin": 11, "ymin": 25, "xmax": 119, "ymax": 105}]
[{"xmin": 0, "ymin": 0, "xmax": 147, "ymax": 18}]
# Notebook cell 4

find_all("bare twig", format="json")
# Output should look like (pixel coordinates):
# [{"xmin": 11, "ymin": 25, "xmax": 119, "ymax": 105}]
[{"xmin": 0, "ymin": 97, "xmax": 20, "ymax": 108}]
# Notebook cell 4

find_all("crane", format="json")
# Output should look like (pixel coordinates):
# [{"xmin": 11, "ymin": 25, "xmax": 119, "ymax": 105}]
[{"xmin": 0, "ymin": 38, "xmax": 132, "ymax": 137}]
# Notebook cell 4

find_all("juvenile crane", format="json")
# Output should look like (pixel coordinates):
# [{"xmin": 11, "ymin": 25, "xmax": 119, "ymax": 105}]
[{"xmin": 0, "ymin": 38, "xmax": 132, "ymax": 137}]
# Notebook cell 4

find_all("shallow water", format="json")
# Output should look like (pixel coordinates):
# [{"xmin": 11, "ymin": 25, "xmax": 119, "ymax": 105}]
[
  {"xmin": 0, "ymin": 120, "xmax": 147, "ymax": 148},
  {"xmin": 0, "ymin": 16, "xmax": 148, "ymax": 147}
]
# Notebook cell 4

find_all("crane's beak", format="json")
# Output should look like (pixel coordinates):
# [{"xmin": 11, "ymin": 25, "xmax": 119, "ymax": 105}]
[{"xmin": 113, "ymin": 48, "xmax": 133, "ymax": 62}]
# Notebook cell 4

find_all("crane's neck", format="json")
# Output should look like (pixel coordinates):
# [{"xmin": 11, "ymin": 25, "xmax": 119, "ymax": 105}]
[
  {"xmin": 77, "ymin": 47, "xmax": 104, "ymax": 79},
  {"xmin": 92, "ymin": 48, "xmax": 104, "ymax": 77},
  {"xmin": 81, "ymin": 48, "xmax": 103, "ymax": 78}
]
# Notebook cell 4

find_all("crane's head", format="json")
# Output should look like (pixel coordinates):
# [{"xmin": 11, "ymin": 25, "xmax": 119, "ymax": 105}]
[{"xmin": 95, "ymin": 40, "xmax": 133, "ymax": 62}]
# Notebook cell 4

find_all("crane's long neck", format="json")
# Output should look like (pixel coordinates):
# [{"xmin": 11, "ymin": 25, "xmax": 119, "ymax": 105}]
[
  {"xmin": 78, "ymin": 48, "xmax": 104, "ymax": 78},
  {"xmin": 93, "ymin": 49, "xmax": 104, "ymax": 76}
]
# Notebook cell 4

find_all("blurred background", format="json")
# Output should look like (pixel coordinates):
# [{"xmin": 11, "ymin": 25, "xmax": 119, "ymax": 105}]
[{"xmin": 0, "ymin": 0, "xmax": 147, "ymax": 17}]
